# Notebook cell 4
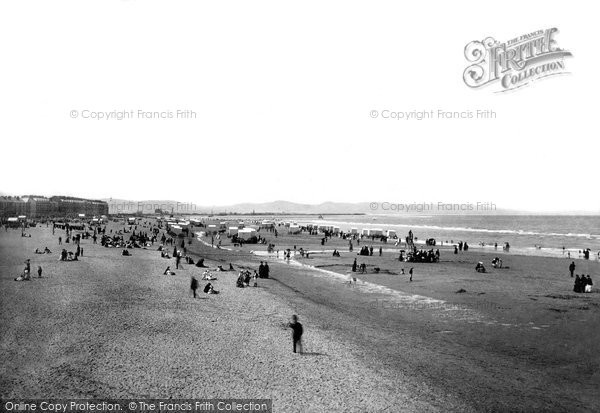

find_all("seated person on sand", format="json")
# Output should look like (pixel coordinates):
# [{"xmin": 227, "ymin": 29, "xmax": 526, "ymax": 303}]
[
  {"xmin": 14, "ymin": 271, "xmax": 31, "ymax": 281},
  {"xmin": 195, "ymin": 258, "xmax": 205, "ymax": 267},
  {"xmin": 35, "ymin": 248, "xmax": 44, "ymax": 254},
  {"xmin": 163, "ymin": 266, "xmax": 175, "ymax": 276},
  {"xmin": 475, "ymin": 262, "xmax": 486, "ymax": 273},
  {"xmin": 216, "ymin": 265, "xmax": 225, "ymax": 271},
  {"xmin": 122, "ymin": 249, "xmax": 131, "ymax": 256},
  {"xmin": 44, "ymin": 247, "xmax": 52, "ymax": 254},
  {"xmin": 204, "ymin": 283, "xmax": 219, "ymax": 294},
  {"xmin": 202, "ymin": 270, "xmax": 216, "ymax": 280},
  {"xmin": 492, "ymin": 257, "xmax": 502, "ymax": 268}
]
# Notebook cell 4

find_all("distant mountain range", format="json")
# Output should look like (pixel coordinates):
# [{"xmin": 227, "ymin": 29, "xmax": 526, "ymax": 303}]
[{"xmin": 99, "ymin": 198, "xmax": 590, "ymax": 215}]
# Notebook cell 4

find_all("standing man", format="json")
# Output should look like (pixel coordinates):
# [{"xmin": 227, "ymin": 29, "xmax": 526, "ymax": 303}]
[
  {"xmin": 409, "ymin": 267, "xmax": 414, "ymax": 282},
  {"xmin": 288, "ymin": 315, "xmax": 303, "ymax": 354},
  {"xmin": 176, "ymin": 252, "xmax": 182, "ymax": 270},
  {"xmin": 190, "ymin": 275, "xmax": 199, "ymax": 298},
  {"xmin": 258, "ymin": 261, "xmax": 264, "ymax": 278},
  {"xmin": 264, "ymin": 262, "xmax": 270, "ymax": 279},
  {"xmin": 569, "ymin": 261, "xmax": 576, "ymax": 278}
]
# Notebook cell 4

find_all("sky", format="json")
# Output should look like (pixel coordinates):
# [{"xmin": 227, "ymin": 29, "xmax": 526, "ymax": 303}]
[{"xmin": 0, "ymin": 0, "xmax": 598, "ymax": 213}]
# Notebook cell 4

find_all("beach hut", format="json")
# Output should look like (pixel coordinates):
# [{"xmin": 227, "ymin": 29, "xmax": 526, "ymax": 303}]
[
  {"xmin": 386, "ymin": 229, "xmax": 397, "ymax": 238},
  {"xmin": 7, "ymin": 217, "xmax": 20, "ymax": 227},
  {"xmin": 78, "ymin": 213, "xmax": 85, "ymax": 219},
  {"xmin": 69, "ymin": 222, "xmax": 84, "ymax": 230},
  {"xmin": 170, "ymin": 225, "xmax": 182, "ymax": 235},
  {"xmin": 228, "ymin": 226, "xmax": 239, "ymax": 237},
  {"xmin": 260, "ymin": 220, "xmax": 275, "ymax": 229},
  {"xmin": 362, "ymin": 228, "xmax": 371, "ymax": 236},
  {"xmin": 127, "ymin": 217, "xmax": 136, "ymax": 224},
  {"xmin": 371, "ymin": 229, "xmax": 383, "ymax": 237},
  {"xmin": 237, "ymin": 228, "xmax": 257, "ymax": 241},
  {"xmin": 288, "ymin": 224, "xmax": 301, "ymax": 234},
  {"xmin": 350, "ymin": 228, "xmax": 358, "ymax": 235}
]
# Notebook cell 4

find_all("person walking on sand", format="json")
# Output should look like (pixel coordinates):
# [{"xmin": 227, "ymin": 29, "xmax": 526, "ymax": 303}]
[
  {"xmin": 37, "ymin": 266, "xmax": 43, "ymax": 278},
  {"xmin": 58, "ymin": 236, "xmax": 62, "ymax": 245},
  {"xmin": 352, "ymin": 258, "xmax": 357, "ymax": 272},
  {"xmin": 409, "ymin": 267, "xmax": 414, "ymax": 282},
  {"xmin": 190, "ymin": 275, "xmax": 199, "ymax": 298},
  {"xmin": 569, "ymin": 261, "xmax": 576, "ymax": 277},
  {"xmin": 288, "ymin": 315, "xmax": 303, "ymax": 354}
]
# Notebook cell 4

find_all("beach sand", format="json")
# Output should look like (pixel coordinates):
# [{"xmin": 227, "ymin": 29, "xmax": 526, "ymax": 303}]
[
  {"xmin": 1, "ymin": 223, "xmax": 458, "ymax": 412},
  {"xmin": 1, "ymin": 222, "xmax": 599, "ymax": 411}
]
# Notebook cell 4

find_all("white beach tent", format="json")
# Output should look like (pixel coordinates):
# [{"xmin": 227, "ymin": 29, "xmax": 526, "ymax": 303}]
[
  {"xmin": 288, "ymin": 224, "xmax": 301, "ymax": 234},
  {"xmin": 362, "ymin": 228, "xmax": 371, "ymax": 236},
  {"xmin": 387, "ymin": 229, "xmax": 397, "ymax": 238},
  {"xmin": 237, "ymin": 228, "xmax": 257, "ymax": 241},
  {"xmin": 371, "ymin": 229, "xmax": 384, "ymax": 236},
  {"xmin": 228, "ymin": 226, "xmax": 239, "ymax": 236},
  {"xmin": 350, "ymin": 228, "xmax": 358, "ymax": 234}
]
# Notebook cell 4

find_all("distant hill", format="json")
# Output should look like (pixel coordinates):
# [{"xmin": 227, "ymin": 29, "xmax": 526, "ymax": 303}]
[
  {"xmin": 99, "ymin": 198, "xmax": 551, "ymax": 215},
  {"xmin": 210, "ymin": 201, "xmax": 371, "ymax": 214}
]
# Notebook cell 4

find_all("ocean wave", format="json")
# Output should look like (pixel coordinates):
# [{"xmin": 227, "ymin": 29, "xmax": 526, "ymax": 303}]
[{"xmin": 307, "ymin": 219, "xmax": 599, "ymax": 240}]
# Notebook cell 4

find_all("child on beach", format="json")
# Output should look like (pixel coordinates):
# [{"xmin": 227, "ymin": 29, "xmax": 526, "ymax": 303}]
[{"xmin": 288, "ymin": 315, "xmax": 303, "ymax": 354}]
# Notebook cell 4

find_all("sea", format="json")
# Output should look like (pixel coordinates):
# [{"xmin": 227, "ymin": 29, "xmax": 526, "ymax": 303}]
[
  {"xmin": 193, "ymin": 214, "xmax": 600, "ymax": 259},
  {"xmin": 306, "ymin": 214, "xmax": 600, "ymax": 259}
]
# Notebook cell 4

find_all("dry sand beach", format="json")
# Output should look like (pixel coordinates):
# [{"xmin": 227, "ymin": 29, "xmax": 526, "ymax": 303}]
[{"xmin": 1, "ymin": 220, "xmax": 599, "ymax": 412}]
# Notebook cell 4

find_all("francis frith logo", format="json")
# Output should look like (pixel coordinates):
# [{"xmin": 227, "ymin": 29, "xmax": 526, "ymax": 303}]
[{"xmin": 463, "ymin": 28, "xmax": 572, "ymax": 92}]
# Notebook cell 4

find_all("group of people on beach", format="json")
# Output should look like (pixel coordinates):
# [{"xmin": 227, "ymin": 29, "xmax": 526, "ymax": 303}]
[
  {"xmin": 573, "ymin": 274, "xmax": 593, "ymax": 293},
  {"xmin": 14, "ymin": 259, "xmax": 43, "ymax": 281}
]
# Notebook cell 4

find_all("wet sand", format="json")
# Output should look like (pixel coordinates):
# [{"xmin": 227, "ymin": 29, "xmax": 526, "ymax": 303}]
[{"xmin": 201, "ymin": 228, "xmax": 600, "ymax": 411}]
